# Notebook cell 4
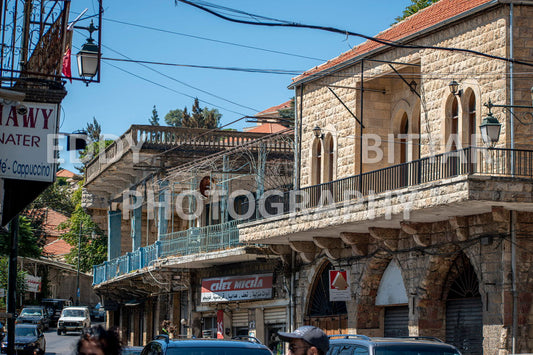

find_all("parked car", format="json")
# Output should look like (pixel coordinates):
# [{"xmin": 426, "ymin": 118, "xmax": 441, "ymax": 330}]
[
  {"xmin": 123, "ymin": 346, "xmax": 144, "ymax": 355},
  {"xmin": 0, "ymin": 324, "xmax": 46, "ymax": 355},
  {"xmin": 91, "ymin": 302, "xmax": 106, "ymax": 322},
  {"xmin": 15, "ymin": 306, "xmax": 50, "ymax": 331},
  {"xmin": 327, "ymin": 335, "xmax": 461, "ymax": 355},
  {"xmin": 57, "ymin": 306, "xmax": 91, "ymax": 335},
  {"xmin": 41, "ymin": 298, "xmax": 72, "ymax": 327},
  {"xmin": 140, "ymin": 335, "xmax": 273, "ymax": 355}
]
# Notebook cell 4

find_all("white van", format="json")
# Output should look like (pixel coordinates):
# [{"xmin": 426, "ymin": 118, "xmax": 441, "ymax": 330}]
[{"xmin": 57, "ymin": 306, "xmax": 91, "ymax": 335}]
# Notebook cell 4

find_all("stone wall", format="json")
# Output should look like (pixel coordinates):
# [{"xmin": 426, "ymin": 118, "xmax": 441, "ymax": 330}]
[{"xmin": 291, "ymin": 209, "xmax": 533, "ymax": 354}]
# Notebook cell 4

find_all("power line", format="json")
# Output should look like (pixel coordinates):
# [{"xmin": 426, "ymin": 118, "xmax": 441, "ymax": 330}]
[
  {"xmin": 103, "ymin": 17, "xmax": 326, "ymax": 62},
  {"xmin": 175, "ymin": 0, "xmax": 533, "ymax": 69},
  {"xmin": 101, "ymin": 57, "xmax": 303, "ymax": 75}
]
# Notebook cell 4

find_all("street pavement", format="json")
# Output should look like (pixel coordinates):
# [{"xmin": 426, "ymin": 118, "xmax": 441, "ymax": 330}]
[{"xmin": 44, "ymin": 322, "xmax": 104, "ymax": 355}]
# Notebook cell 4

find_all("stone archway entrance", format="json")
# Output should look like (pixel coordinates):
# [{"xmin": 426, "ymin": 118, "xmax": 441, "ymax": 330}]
[
  {"xmin": 304, "ymin": 261, "xmax": 348, "ymax": 335},
  {"xmin": 444, "ymin": 253, "xmax": 483, "ymax": 355}
]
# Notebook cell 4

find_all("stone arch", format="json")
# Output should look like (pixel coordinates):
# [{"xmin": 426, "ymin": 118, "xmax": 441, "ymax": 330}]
[
  {"xmin": 322, "ymin": 125, "xmax": 337, "ymax": 182},
  {"xmin": 391, "ymin": 98, "xmax": 421, "ymax": 163},
  {"xmin": 440, "ymin": 91, "xmax": 464, "ymax": 153},
  {"xmin": 356, "ymin": 252, "xmax": 394, "ymax": 335},
  {"xmin": 304, "ymin": 258, "xmax": 348, "ymax": 334},
  {"xmin": 309, "ymin": 137, "xmax": 322, "ymax": 185}
]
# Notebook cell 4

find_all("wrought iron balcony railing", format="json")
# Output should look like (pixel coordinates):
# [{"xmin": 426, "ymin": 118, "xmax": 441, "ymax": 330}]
[{"xmin": 93, "ymin": 220, "xmax": 240, "ymax": 285}]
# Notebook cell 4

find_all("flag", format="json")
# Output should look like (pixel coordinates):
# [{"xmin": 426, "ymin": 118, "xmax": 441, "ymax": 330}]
[{"xmin": 62, "ymin": 47, "xmax": 72, "ymax": 83}]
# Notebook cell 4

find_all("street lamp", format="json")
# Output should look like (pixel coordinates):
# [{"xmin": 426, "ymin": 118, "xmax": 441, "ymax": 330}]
[
  {"xmin": 76, "ymin": 20, "xmax": 100, "ymax": 85},
  {"xmin": 482, "ymin": 86, "xmax": 533, "ymax": 145},
  {"xmin": 313, "ymin": 126, "xmax": 323, "ymax": 139},
  {"xmin": 448, "ymin": 80, "xmax": 462, "ymax": 96}
]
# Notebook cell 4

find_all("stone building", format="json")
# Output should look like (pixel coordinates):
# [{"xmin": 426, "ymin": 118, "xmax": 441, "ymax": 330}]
[
  {"xmin": 239, "ymin": 1, "xmax": 533, "ymax": 354},
  {"xmin": 85, "ymin": 123, "xmax": 293, "ymax": 348}
]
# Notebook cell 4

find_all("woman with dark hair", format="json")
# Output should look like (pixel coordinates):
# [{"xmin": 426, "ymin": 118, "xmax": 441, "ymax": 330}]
[{"xmin": 76, "ymin": 325, "xmax": 122, "ymax": 355}]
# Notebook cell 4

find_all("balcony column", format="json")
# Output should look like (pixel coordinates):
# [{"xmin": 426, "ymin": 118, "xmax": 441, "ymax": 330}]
[
  {"xmin": 221, "ymin": 154, "xmax": 229, "ymax": 223},
  {"xmin": 132, "ymin": 204, "xmax": 142, "ymax": 251},
  {"xmin": 107, "ymin": 210, "xmax": 122, "ymax": 261},
  {"xmin": 157, "ymin": 181, "xmax": 170, "ymax": 240}
]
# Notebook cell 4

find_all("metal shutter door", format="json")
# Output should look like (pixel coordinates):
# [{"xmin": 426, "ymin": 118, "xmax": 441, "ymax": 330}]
[
  {"xmin": 264, "ymin": 307, "xmax": 286, "ymax": 324},
  {"xmin": 384, "ymin": 306, "xmax": 408, "ymax": 337},
  {"xmin": 446, "ymin": 298, "xmax": 483, "ymax": 355},
  {"xmin": 232, "ymin": 310, "xmax": 248, "ymax": 327}
]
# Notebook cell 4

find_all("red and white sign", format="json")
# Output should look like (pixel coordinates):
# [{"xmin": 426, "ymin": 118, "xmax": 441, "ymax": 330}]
[
  {"xmin": 216, "ymin": 310, "xmax": 224, "ymax": 339},
  {"xmin": 25, "ymin": 275, "xmax": 42, "ymax": 293},
  {"xmin": 0, "ymin": 101, "xmax": 59, "ymax": 182},
  {"xmin": 201, "ymin": 273, "xmax": 273, "ymax": 303},
  {"xmin": 329, "ymin": 270, "xmax": 350, "ymax": 301}
]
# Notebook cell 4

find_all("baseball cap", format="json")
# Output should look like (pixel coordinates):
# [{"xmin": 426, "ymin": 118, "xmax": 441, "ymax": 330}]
[{"xmin": 278, "ymin": 326, "xmax": 329, "ymax": 353}]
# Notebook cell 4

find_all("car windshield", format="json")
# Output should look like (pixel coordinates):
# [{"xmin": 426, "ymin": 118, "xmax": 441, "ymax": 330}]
[
  {"xmin": 63, "ymin": 309, "xmax": 84, "ymax": 317},
  {"xmin": 166, "ymin": 348, "xmax": 271, "ymax": 355},
  {"xmin": 15, "ymin": 327, "xmax": 37, "ymax": 337},
  {"xmin": 20, "ymin": 309, "xmax": 42, "ymax": 316},
  {"xmin": 374, "ymin": 345, "xmax": 461, "ymax": 355}
]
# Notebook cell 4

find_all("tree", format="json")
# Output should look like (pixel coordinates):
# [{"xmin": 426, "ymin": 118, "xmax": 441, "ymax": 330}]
[
  {"xmin": 0, "ymin": 256, "xmax": 27, "ymax": 309},
  {"xmin": 393, "ymin": 0, "xmax": 439, "ymax": 24},
  {"xmin": 29, "ymin": 176, "xmax": 76, "ymax": 217},
  {"xmin": 164, "ymin": 98, "xmax": 221, "ymax": 129},
  {"xmin": 0, "ymin": 216, "xmax": 43, "ymax": 257},
  {"xmin": 277, "ymin": 98, "xmax": 295, "ymax": 128},
  {"xmin": 86, "ymin": 117, "xmax": 102, "ymax": 142},
  {"xmin": 77, "ymin": 118, "xmax": 114, "ymax": 170},
  {"xmin": 149, "ymin": 105, "xmax": 160, "ymax": 126},
  {"xmin": 58, "ymin": 185, "xmax": 107, "ymax": 272}
]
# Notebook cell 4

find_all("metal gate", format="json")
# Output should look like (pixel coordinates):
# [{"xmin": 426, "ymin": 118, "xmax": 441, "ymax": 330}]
[
  {"xmin": 232, "ymin": 310, "xmax": 248, "ymax": 327},
  {"xmin": 384, "ymin": 306, "xmax": 408, "ymax": 337},
  {"xmin": 446, "ymin": 298, "xmax": 483, "ymax": 355},
  {"xmin": 264, "ymin": 307, "xmax": 286, "ymax": 325}
]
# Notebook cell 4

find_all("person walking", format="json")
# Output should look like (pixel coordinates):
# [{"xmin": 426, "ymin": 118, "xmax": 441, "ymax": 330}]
[
  {"xmin": 75, "ymin": 325, "xmax": 122, "ymax": 355},
  {"xmin": 278, "ymin": 326, "xmax": 329, "ymax": 355}
]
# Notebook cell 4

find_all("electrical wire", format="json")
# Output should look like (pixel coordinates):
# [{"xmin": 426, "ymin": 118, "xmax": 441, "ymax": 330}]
[
  {"xmin": 103, "ymin": 18, "xmax": 326, "ymax": 62},
  {"xmin": 101, "ymin": 57, "xmax": 303, "ymax": 75},
  {"xmin": 175, "ymin": 0, "xmax": 533, "ymax": 69}
]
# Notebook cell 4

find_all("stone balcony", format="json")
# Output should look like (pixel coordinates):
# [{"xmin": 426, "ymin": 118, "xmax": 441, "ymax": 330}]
[
  {"xmin": 239, "ymin": 147, "xmax": 533, "ymax": 260},
  {"xmin": 83, "ymin": 125, "xmax": 291, "ymax": 208}
]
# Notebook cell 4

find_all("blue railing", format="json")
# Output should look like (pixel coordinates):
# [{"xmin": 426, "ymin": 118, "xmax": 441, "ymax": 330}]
[{"xmin": 93, "ymin": 221, "xmax": 240, "ymax": 285}]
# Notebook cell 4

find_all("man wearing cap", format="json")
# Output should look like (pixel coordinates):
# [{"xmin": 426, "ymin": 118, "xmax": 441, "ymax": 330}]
[{"xmin": 278, "ymin": 326, "xmax": 329, "ymax": 355}]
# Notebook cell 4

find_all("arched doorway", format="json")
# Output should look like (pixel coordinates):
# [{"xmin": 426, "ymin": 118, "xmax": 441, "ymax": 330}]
[
  {"xmin": 305, "ymin": 261, "xmax": 348, "ymax": 335},
  {"xmin": 444, "ymin": 253, "xmax": 483, "ymax": 355},
  {"xmin": 376, "ymin": 260, "xmax": 409, "ymax": 337}
]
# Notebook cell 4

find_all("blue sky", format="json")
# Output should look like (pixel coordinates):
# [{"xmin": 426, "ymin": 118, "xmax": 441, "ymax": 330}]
[{"xmin": 60, "ymin": 0, "xmax": 412, "ymax": 170}]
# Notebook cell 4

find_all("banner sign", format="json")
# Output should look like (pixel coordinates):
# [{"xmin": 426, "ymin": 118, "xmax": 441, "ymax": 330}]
[
  {"xmin": 0, "ymin": 101, "xmax": 59, "ymax": 182},
  {"xmin": 25, "ymin": 275, "xmax": 42, "ymax": 293},
  {"xmin": 329, "ymin": 270, "xmax": 350, "ymax": 301},
  {"xmin": 201, "ymin": 273, "xmax": 273, "ymax": 303}
]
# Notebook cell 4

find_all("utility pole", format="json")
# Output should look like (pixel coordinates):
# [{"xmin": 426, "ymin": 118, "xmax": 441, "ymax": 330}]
[
  {"xmin": 76, "ymin": 221, "xmax": 82, "ymax": 306},
  {"xmin": 6, "ymin": 216, "xmax": 19, "ymax": 355}
]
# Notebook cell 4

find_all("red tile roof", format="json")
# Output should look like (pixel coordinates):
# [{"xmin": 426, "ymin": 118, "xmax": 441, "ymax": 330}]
[
  {"xmin": 41, "ymin": 208, "xmax": 69, "ymax": 238},
  {"xmin": 246, "ymin": 123, "xmax": 288, "ymax": 134},
  {"xmin": 43, "ymin": 238, "xmax": 72, "ymax": 257},
  {"xmin": 256, "ymin": 100, "xmax": 293, "ymax": 117},
  {"xmin": 56, "ymin": 169, "xmax": 77, "ymax": 178},
  {"xmin": 293, "ymin": 0, "xmax": 493, "ymax": 83}
]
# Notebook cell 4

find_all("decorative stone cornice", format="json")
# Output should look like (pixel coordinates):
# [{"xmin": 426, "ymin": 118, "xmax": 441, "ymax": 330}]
[
  {"xmin": 339, "ymin": 232, "xmax": 370, "ymax": 256},
  {"xmin": 368, "ymin": 227, "xmax": 400, "ymax": 251}
]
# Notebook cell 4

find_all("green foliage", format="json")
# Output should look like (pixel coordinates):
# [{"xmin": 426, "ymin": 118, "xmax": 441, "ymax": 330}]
[
  {"xmin": 277, "ymin": 98, "xmax": 295, "ymax": 128},
  {"xmin": 393, "ymin": 0, "xmax": 439, "ymax": 24},
  {"xmin": 0, "ymin": 256, "xmax": 27, "ymax": 308},
  {"xmin": 164, "ymin": 98, "xmax": 221, "ymax": 129},
  {"xmin": 149, "ymin": 105, "xmax": 160, "ymax": 126},
  {"xmin": 86, "ymin": 117, "xmax": 102, "ymax": 142},
  {"xmin": 0, "ymin": 216, "xmax": 43, "ymax": 258},
  {"xmin": 58, "ymin": 186, "xmax": 107, "ymax": 272},
  {"xmin": 29, "ymin": 177, "xmax": 76, "ymax": 216}
]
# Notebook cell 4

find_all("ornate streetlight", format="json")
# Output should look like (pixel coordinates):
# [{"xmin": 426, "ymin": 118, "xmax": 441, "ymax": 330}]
[{"xmin": 76, "ymin": 21, "xmax": 100, "ymax": 85}]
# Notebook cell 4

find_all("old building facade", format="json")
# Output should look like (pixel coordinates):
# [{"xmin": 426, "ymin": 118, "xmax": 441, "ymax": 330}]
[{"xmin": 239, "ymin": 1, "xmax": 533, "ymax": 355}]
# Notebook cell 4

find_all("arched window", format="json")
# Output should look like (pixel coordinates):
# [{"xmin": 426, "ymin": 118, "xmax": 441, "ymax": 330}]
[
  {"xmin": 323, "ymin": 134, "xmax": 335, "ymax": 183},
  {"xmin": 450, "ymin": 98, "xmax": 459, "ymax": 151},
  {"xmin": 399, "ymin": 114, "xmax": 409, "ymax": 164},
  {"xmin": 467, "ymin": 94, "xmax": 476, "ymax": 147},
  {"xmin": 305, "ymin": 261, "xmax": 348, "ymax": 334},
  {"xmin": 312, "ymin": 138, "xmax": 322, "ymax": 185}
]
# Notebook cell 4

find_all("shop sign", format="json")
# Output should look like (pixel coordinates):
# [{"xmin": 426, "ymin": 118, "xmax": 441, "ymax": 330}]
[
  {"xmin": 25, "ymin": 275, "xmax": 41, "ymax": 293},
  {"xmin": 201, "ymin": 273, "xmax": 273, "ymax": 303},
  {"xmin": 329, "ymin": 269, "xmax": 350, "ymax": 301},
  {"xmin": 0, "ymin": 101, "xmax": 59, "ymax": 182}
]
